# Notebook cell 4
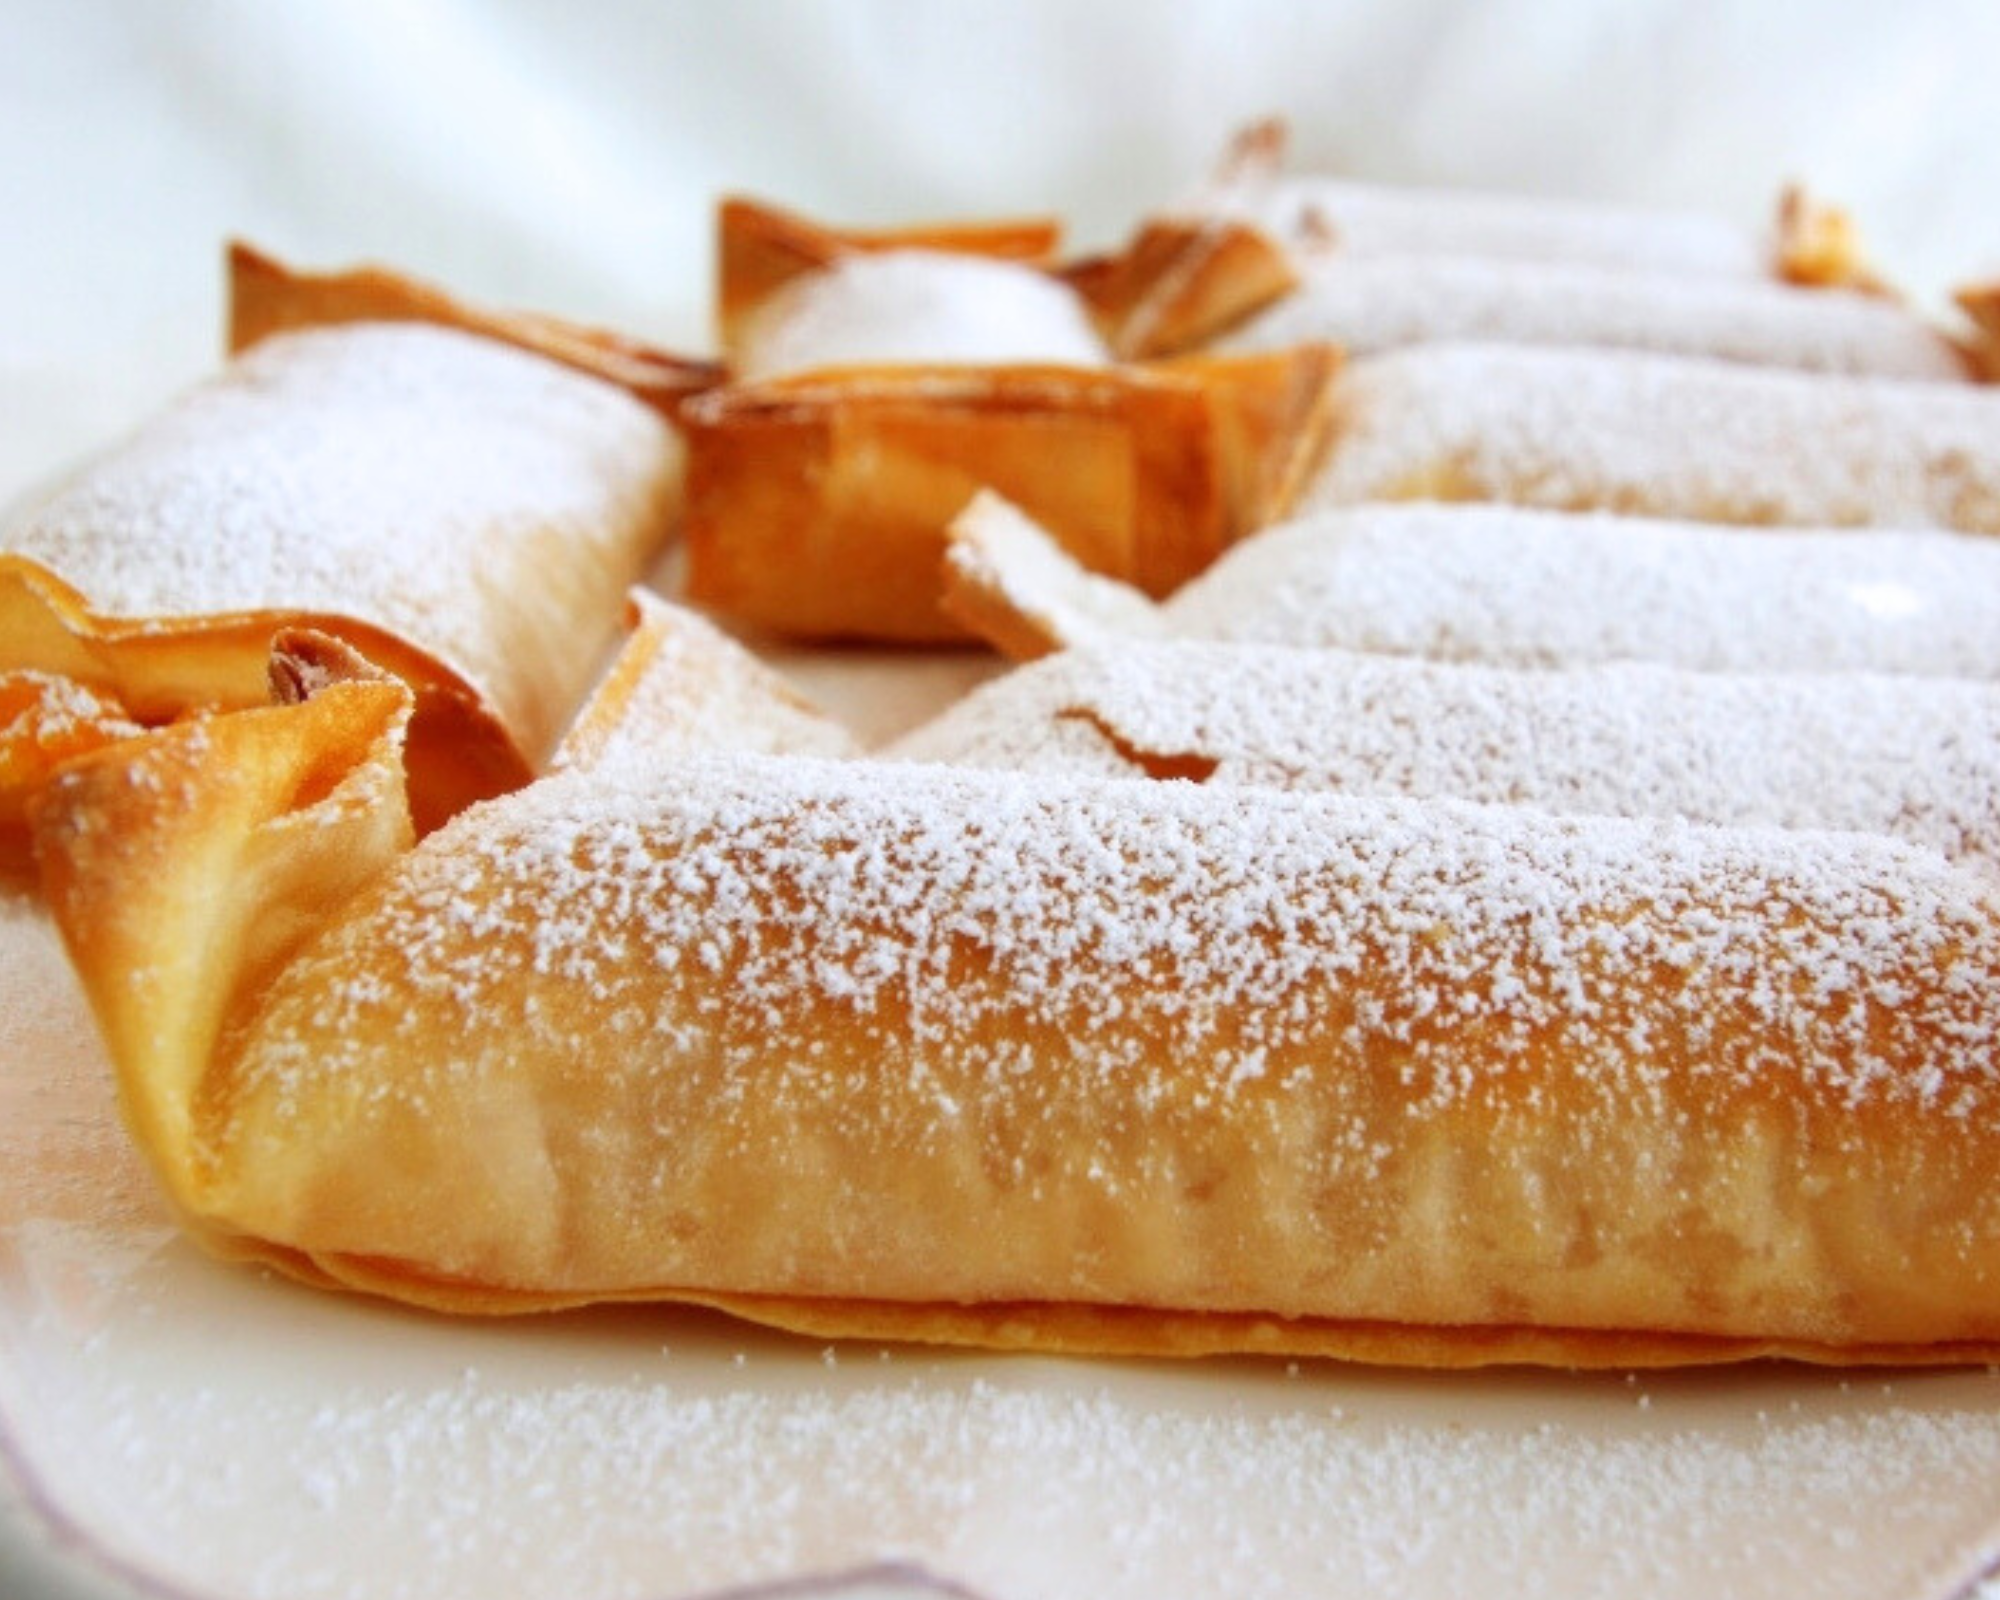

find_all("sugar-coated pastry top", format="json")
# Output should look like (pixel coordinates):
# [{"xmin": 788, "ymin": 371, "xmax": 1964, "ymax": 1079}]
[
  {"xmin": 1164, "ymin": 504, "xmax": 2000, "ymax": 678},
  {"xmin": 1303, "ymin": 343, "xmax": 2000, "ymax": 532},
  {"xmin": 733, "ymin": 250, "xmax": 1109, "ymax": 379},
  {"xmin": 890, "ymin": 641, "xmax": 2000, "ymax": 868},
  {"xmin": 1218, "ymin": 255, "xmax": 1967, "ymax": 380},
  {"xmin": 249, "ymin": 749, "xmax": 2000, "ymax": 1126}
]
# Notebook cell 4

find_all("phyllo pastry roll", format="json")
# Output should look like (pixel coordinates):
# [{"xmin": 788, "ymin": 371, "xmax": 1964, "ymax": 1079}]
[
  {"xmin": 942, "ymin": 494, "xmax": 2000, "ymax": 680},
  {"xmin": 891, "ymin": 640, "xmax": 2000, "ymax": 869},
  {"xmin": 1206, "ymin": 253, "xmax": 1971, "ymax": 380},
  {"xmin": 2, "ymin": 318, "xmax": 683, "ymax": 834},
  {"xmin": 1297, "ymin": 344, "xmax": 2000, "ymax": 532},
  {"xmin": 33, "ymin": 619, "xmax": 2000, "ymax": 1367},
  {"xmin": 1071, "ymin": 121, "xmax": 1890, "ymax": 357}
]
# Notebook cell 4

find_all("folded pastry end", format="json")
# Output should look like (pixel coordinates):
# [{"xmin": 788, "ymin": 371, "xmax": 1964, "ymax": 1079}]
[
  {"xmin": 1772, "ymin": 184, "xmax": 1890, "ymax": 295},
  {"xmin": 940, "ymin": 492, "xmax": 1165, "ymax": 660},
  {"xmin": 553, "ymin": 590, "xmax": 859, "ymax": 772},
  {"xmin": 1955, "ymin": 280, "xmax": 2000, "ymax": 382},
  {"xmin": 0, "ymin": 551, "xmax": 528, "ymax": 840},
  {"xmin": 1063, "ymin": 218, "xmax": 1302, "ymax": 359},
  {"xmin": 33, "ymin": 632, "xmax": 415, "ymax": 1230}
]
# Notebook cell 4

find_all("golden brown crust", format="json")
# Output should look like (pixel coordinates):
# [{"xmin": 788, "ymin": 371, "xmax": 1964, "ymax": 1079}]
[
  {"xmin": 32, "ymin": 632, "xmax": 414, "ymax": 1221},
  {"xmin": 1063, "ymin": 218, "xmax": 1302, "ymax": 359},
  {"xmin": 0, "ymin": 555, "xmax": 521, "ymax": 837},
  {"xmin": 2, "ymin": 319, "xmax": 682, "ymax": 840},
  {"xmin": 1955, "ymin": 280, "xmax": 2000, "ymax": 381},
  {"xmin": 227, "ymin": 240, "xmax": 724, "ymax": 419},
  {"xmin": 937, "ymin": 491, "xmax": 1164, "ymax": 660},
  {"xmin": 0, "ymin": 671, "xmax": 143, "ymax": 832},
  {"xmin": 1772, "ymin": 184, "xmax": 1890, "ymax": 295},
  {"xmin": 679, "ymin": 347, "xmax": 1338, "ymax": 642},
  {"xmin": 715, "ymin": 196, "xmax": 1066, "ymax": 362},
  {"xmin": 190, "ymin": 1246, "xmax": 2000, "ymax": 1370}
]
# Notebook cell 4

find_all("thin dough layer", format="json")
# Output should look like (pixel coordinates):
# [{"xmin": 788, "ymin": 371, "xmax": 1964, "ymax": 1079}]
[
  {"xmin": 228, "ymin": 240, "xmax": 723, "ymax": 417},
  {"xmin": 1070, "ymin": 121, "xmax": 1895, "ymax": 356},
  {"xmin": 715, "ymin": 196, "xmax": 1065, "ymax": 361}
]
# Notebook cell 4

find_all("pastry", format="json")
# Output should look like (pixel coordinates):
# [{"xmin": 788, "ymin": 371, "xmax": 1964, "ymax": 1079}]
[
  {"xmin": 941, "ymin": 493, "xmax": 2000, "ymax": 678},
  {"xmin": 687, "ymin": 195, "xmax": 1337, "ymax": 641},
  {"xmin": 554, "ymin": 590, "xmax": 860, "ymax": 772},
  {"xmin": 1297, "ymin": 343, "xmax": 2000, "ymax": 530},
  {"xmin": 1070, "ymin": 120, "xmax": 1889, "ymax": 355},
  {"xmin": 33, "ymin": 621, "xmax": 2000, "ymax": 1367},
  {"xmin": 1206, "ymin": 253, "xmax": 1971, "ymax": 379},
  {"xmin": 1, "ymin": 318, "xmax": 682, "ymax": 834},
  {"xmin": 890, "ymin": 638, "xmax": 2000, "ymax": 869},
  {"xmin": 679, "ymin": 346, "xmax": 1338, "ymax": 641},
  {"xmin": 1953, "ymin": 279, "xmax": 2000, "ymax": 380}
]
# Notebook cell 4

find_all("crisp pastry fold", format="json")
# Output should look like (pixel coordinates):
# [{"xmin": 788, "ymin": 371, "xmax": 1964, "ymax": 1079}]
[
  {"xmin": 1297, "ymin": 343, "xmax": 2000, "ymax": 532},
  {"xmin": 228, "ymin": 240, "xmax": 724, "ymax": 417},
  {"xmin": 890, "ymin": 640, "xmax": 2000, "ymax": 870},
  {"xmin": 679, "ymin": 347, "xmax": 1337, "ymax": 641},
  {"xmin": 2, "ymin": 319, "xmax": 683, "ymax": 834},
  {"xmin": 32, "ymin": 619, "xmax": 2000, "ymax": 1367},
  {"xmin": 943, "ymin": 493, "xmax": 2000, "ymax": 680}
]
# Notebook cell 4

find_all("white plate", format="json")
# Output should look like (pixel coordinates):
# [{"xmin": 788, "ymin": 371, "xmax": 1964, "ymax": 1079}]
[{"xmin": 7, "ymin": 674, "xmax": 2000, "ymax": 1600}]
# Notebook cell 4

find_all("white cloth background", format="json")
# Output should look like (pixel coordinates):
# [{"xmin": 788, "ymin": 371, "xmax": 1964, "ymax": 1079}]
[{"xmin": 5, "ymin": 0, "xmax": 1999, "ymax": 507}]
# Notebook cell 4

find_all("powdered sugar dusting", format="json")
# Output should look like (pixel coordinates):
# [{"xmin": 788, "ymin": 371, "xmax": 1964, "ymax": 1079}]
[
  {"xmin": 889, "ymin": 643, "xmax": 2000, "ymax": 867},
  {"xmin": 736, "ymin": 252, "xmax": 1108, "ymax": 380},
  {"xmin": 1303, "ymin": 344, "xmax": 2000, "ymax": 532},
  {"xmin": 1220, "ymin": 255, "xmax": 1966, "ymax": 379},
  {"xmin": 1163, "ymin": 504, "xmax": 2000, "ymax": 680}
]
